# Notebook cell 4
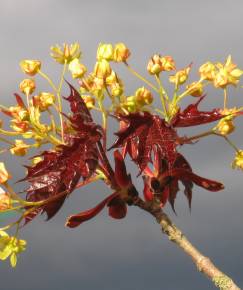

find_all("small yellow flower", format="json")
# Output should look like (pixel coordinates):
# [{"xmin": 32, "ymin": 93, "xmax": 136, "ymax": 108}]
[
  {"xmin": 97, "ymin": 43, "xmax": 114, "ymax": 61},
  {"xmin": 19, "ymin": 79, "xmax": 36, "ymax": 96},
  {"xmin": 106, "ymin": 71, "xmax": 124, "ymax": 97},
  {"xmin": 0, "ymin": 231, "xmax": 27, "ymax": 267},
  {"xmin": 79, "ymin": 74, "xmax": 93, "ymax": 91},
  {"xmin": 33, "ymin": 92, "xmax": 55, "ymax": 111},
  {"xmin": 50, "ymin": 43, "xmax": 81, "ymax": 64},
  {"xmin": 124, "ymin": 96, "xmax": 137, "ymax": 113},
  {"xmin": 10, "ymin": 140, "xmax": 29, "ymax": 156},
  {"xmin": 79, "ymin": 73, "xmax": 104, "ymax": 97},
  {"xmin": 9, "ymin": 106, "xmax": 29, "ymax": 121},
  {"xmin": 110, "ymin": 82, "xmax": 124, "ymax": 97},
  {"xmin": 68, "ymin": 58, "xmax": 87, "ymax": 79},
  {"xmin": 94, "ymin": 59, "xmax": 112, "ymax": 79},
  {"xmin": 29, "ymin": 106, "xmax": 49, "ymax": 135},
  {"xmin": 186, "ymin": 82, "xmax": 203, "ymax": 97},
  {"xmin": 113, "ymin": 43, "xmax": 131, "ymax": 62},
  {"xmin": 0, "ymin": 189, "xmax": 11, "ymax": 211},
  {"xmin": 216, "ymin": 119, "xmax": 235, "ymax": 135},
  {"xmin": 81, "ymin": 95, "xmax": 95, "ymax": 109},
  {"xmin": 19, "ymin": 60, "xmax": 41, "ymax": 76},
  {"xmin": 135, "ymin": 87, "xmax": 153, "ymax": 106},
  {"xmin": 0, "ymin": 163, "xmax": 11, "ymax": 184},
  {"xmin": 213, "ymin": 55, "xmax": 243, "ymax": 88},
  {"xmin": 147, "ymin": 54, "xmax": 163, "ymax": 75},
  {"xmin": 232, "ymin": 150, "xmax": 243, "ymax": 170},
  {"xmin": 147, "ymin": 55, "xmax": 175, "ymax": 75},
  {"xmin": 105, "ymin": 70, "xmax": 118, "ymax": 85},
  {"xmin": 169, "ymin": 64, "xmax": 191, "ymax": 88},
  {"xmin": 160, "ymin": 56, "xmax": 176, "ymax": 71},
  {"xmin": 199, "ymin": 62, "xmax": 216, "ymax": 81}
]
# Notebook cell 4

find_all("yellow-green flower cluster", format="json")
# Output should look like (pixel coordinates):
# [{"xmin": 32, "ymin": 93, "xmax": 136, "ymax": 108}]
[
  {"xmin": 50, "ymin": 43, "xmax": 81, "ymax": 64},
  {"xmin": 199, "ymin": 55, "xmax": 243, "ymax": 88},
  {"xmin": 115, "ymin": 87, "xmax": 153, "ymax": 114},
  {"xmin": 147, "ymin": 54, "xmax": 176, "ymax": 75},
  {"xmin": 0, "ymin": 231, "xmax": 26, "ymax": 267},
  {"xmin": 79, "ymin": 43, "xmax": 130, "ymax": 100}
]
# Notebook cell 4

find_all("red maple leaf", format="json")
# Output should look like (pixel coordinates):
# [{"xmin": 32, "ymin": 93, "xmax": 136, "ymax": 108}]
[
  {"xmin": 171, "ymin": 96, "xmax": 224, "ymax": 127},
  {"xmin": 22, "ymin": 83, "xmax": 102, "ymax": 223},
  {"xmin": 110, "ymin": 112, "xmax": 178, "ymax": 173},
  {"xmin": 143, "ymin": 152, "xmax": 224, "ymax": 211}
]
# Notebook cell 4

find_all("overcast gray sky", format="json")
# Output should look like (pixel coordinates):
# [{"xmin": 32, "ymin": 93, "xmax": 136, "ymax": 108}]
[{"xmin": 0, "ymin": 0, "xmax": 243, "ymax": 289}]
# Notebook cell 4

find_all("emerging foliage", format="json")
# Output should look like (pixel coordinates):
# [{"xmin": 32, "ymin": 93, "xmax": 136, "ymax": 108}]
[{"xmin": 0, "ymin": 42, "xmax": 243, "ymax": 273}]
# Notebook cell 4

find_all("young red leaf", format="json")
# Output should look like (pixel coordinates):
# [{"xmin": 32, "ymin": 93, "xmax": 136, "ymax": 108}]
[
  {"xmin": 22, "ymin": 83, "xmax": 102, "ymax": 223},
  {"xmin": 110, "ymin": 112, "xmax": 178, "ymax": 173},
  {"xmin": 172, "ymin": 96, "xmax": 223, "ymax": 127},
  {"xmin": 144, "ymin": 153, "xmax": 224, "ymax": 211}
]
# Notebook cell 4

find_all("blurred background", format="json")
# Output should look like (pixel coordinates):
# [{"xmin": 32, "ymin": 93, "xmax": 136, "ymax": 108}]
[{"xmin": 0, "ymin": 0, "xmax": 243, "ymax": 289}]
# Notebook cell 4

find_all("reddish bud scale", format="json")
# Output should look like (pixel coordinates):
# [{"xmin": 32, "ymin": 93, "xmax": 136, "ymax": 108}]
[
  {"xmin": 114, "ymin": 150, "xmax": 131, "ymax": 188},
  {"xmin": 66, "ymin": 192, "xmax": 120, "ymax": 228}
]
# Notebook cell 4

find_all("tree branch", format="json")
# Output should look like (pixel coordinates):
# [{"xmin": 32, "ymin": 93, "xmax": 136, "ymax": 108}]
[{"xmin": 132, "ymin": 197, "xmax": 240, "ymax": 290}]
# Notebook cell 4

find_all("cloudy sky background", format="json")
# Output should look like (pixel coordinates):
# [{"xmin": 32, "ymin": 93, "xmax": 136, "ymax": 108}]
[{"xmin": 0, "ymin": 0, "xmax": 243, "ymax": 289}]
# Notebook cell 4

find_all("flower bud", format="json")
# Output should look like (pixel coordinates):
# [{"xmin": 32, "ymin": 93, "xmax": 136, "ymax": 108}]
[
  {"xmin": 216, "ymin": 119, "xmax": 235, "ymax": 136},
  {"xmin": 199, "ymin": 62, "xmax": 216, "ymax": 81},
  {"xmin": 94, "ymin": 60, "xmax": 112, "ymax": 79},
  {"xmin": 160, "ymin": 56, "xmax": 176, "ymax": 71},
  {"xmin": 50, "ymin": 43, "xmax": 81, "ymax": 64},
  {"xmin": 81, "ymin": 95, "xmax": 95, "ymax": 109},
  {"xmin": 20, "ymin": 60, "xmax": 41, "ymax": 76},
  {"xmin": 0, "ymin": 163, "xmax": 11, "ymax": 184},
  {"xmin": 113, "ymin": 43, "xmax": 130, "ymax": 62},
  {"xmin": 10, "ymin": 140, "xmax": 29, "ymax": 156},
  {"xmin": 96, "ymin": 43, "xmax": 114, "ymax": 61},
  {"xmin": 68, "ymin": 58, "xmax": 87, "ymax": 79},
  {"xmin": 135, "ymin": 87, "xmax": 153, "ymax": 106},
  {"xmin": 19, "ymin": 79, "xmax": 36, "ymax": 96},
  {"xmin": 186, "ymin": 82, "xmax": 203, "ymax": 97}
]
